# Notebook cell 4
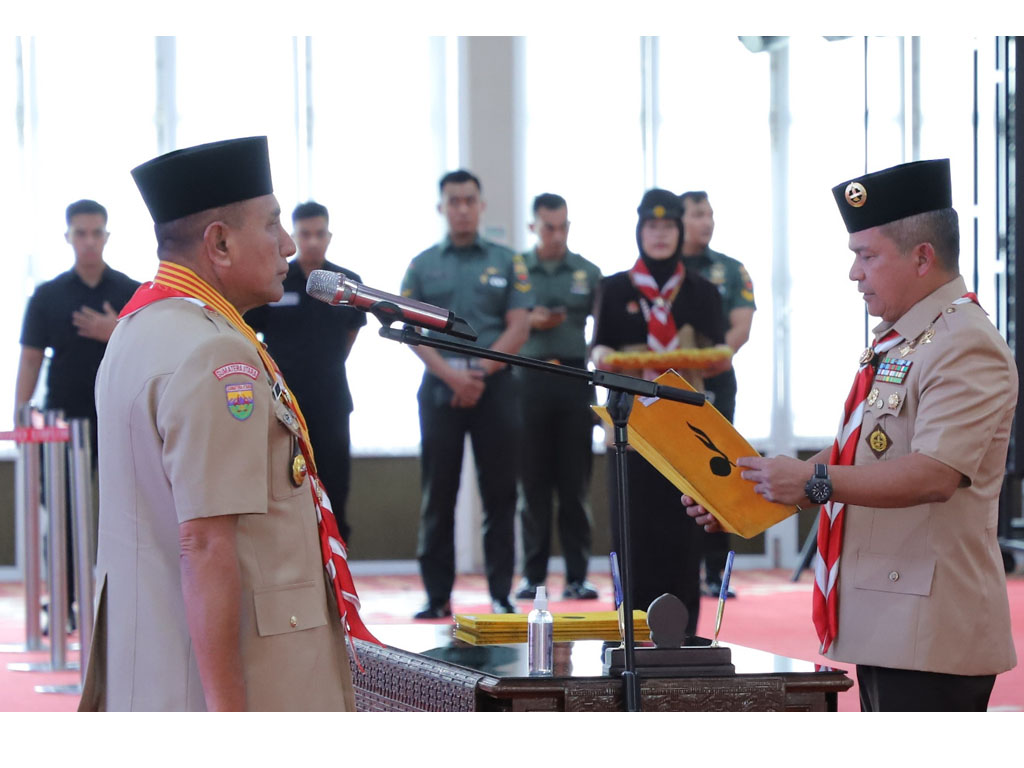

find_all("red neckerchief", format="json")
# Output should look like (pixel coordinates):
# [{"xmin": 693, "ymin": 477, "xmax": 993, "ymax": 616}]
[
  {"xmin": 121, "ymin": 262, "xmax": 381, "ymax": 663},
  {"xmin": 627, "ymin": 257, "xmax": 684, "ymax": 352}
]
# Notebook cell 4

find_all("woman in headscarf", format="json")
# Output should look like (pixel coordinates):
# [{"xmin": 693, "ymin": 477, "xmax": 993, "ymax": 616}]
[{"xmin": 591, "ymin": 188, "xmax": 729, "ymax": 636}]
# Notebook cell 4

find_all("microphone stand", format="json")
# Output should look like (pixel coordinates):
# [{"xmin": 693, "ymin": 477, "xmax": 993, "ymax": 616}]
[{"xmin": 377, "ymin": 322, "xmax": 705, "ymax": 713}]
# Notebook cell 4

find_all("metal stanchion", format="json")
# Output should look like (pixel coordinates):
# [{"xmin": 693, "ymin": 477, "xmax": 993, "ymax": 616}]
[
  {"xmin": 10, "ymin": 410, "xmax": 80, "ymax": 683},
  {"xmin": 32, "ymin": 410, "xmax": 81, "ymax": 693},
  {"xmin": 0, "ymin": 405, "xmax": 45, "ymax": 655},
  {"xmin": 67, "ymin": 418, "xmax": 94, "ymax": 684}
]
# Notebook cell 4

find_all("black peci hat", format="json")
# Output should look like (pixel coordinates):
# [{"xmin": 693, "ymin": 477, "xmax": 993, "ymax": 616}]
[
  {"xmin": 832, "ymin": 159, "xmax": 952, "ymax": 233},
  {"xmin": 131, "ymin": 136, "xmax": 274, "ymax": 224},
  {"xmin": 637, "ymin": 188, "xmax": 683, "ymax": 222}
]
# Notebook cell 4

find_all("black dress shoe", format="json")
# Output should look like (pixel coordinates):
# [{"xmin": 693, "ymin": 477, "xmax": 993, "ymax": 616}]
[
  {"xmin": 703, "ymin": 582, "xmax": 737, "ymax": 599},
  {"xmin": 413, "ymin": 601, "xmax": 452, "ymax": 620},
  {"xmin": 491, "ymin": 598, "xmax": 517, "ymax": 614},
  {"xmin": 514, "ymin": 579, "xmax": 542, "ymax": 600},
  {"xmin": 563, "ymin": 580, "xmax": 599, "ymax": 600}
]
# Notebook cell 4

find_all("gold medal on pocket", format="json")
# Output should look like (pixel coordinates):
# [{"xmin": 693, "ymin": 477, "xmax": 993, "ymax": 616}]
[{"xmin": 290, "ymin": 435, "xmax": 307, "ymax": 487}]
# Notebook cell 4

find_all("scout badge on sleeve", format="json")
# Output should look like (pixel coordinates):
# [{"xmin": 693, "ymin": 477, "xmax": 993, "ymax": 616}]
[{"xmin": 225, "ymin": 383, "xmax": 254, "ymax": 420}]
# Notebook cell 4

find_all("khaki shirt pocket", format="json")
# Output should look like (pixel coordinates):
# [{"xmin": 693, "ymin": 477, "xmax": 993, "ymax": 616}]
[
  {"xmin": 861, "ymin": 383, "xmax": 908, "ymax": 461},
  {"xmin": 253, "ymin": 580, "xmax": 328, "ymax": 637},
  {"xmin": 869, "ymin": 383, "xmax": 907, "ymax": 418},
  {"xmin": 852, "ymin": 551, "xmax": 936, "ymax": 596}
]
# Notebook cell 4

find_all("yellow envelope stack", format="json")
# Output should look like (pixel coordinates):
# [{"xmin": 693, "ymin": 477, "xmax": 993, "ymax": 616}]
[
  {"xmin": 593, "ymin": 369, "xmax": 796, "ymax": 538},
  {"xmin": 454, "ymin": 610, "xmax": 649, "ymax": 645}
]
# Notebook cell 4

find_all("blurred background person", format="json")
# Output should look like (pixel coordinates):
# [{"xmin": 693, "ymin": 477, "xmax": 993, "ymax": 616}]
[
  {"xmin": 400, "ymin": 169, "xmax": 533, "ymax": 618},
  {"xmin": 514, "ymin": 193, "xmax": 602, "ymax": 602},
  {"xmin": 246, "ymin": 201, "xmax": 365, "ymax": 542},
  {"xmin": 15, "ymin": 198, "xmax": 139, "ymax": 633},
  {"xmin": 591, "ymin": 188, "xmax": 726, "ymax": 636},
  {"xmin": 680, "ymin": 190, "xmax": 756, "ymax": 598}
]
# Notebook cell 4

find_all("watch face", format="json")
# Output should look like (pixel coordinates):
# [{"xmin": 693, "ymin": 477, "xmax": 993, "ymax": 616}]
[{"xmin": 806, "ymin": 479, "xmax": 832, "ymax": 504}]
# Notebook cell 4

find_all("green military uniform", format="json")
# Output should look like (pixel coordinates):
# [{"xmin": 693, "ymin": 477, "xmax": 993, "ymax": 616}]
[
  {"xmin": 517, "ymin": 248, "xmax": 602, "ymax": 592},
  {"xmin": 401, "ymin": 235, "xmax": 533, "ymax": 609},
  {"xmin": 682, "ymin": 247, "xmax": 756, "ymax": 594}
]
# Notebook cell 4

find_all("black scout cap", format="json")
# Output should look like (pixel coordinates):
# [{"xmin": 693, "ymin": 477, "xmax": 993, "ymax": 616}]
[
  {"xmin": 832, "ymin": 158, "xmax": 952, "ymax": 233},
  {"xmin": 637, "ymin": 188, "xmax": 683, "ymax": 221},
  {"xmin": 131, "ymin": 136, "xmax": 273, "ymax": 224}
]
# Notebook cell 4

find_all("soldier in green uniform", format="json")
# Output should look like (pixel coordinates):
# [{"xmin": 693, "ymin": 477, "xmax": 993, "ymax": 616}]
[
  {"xmin": 680, "ymin": 190, "xmax": 756, "ymax": 597},
  {"xmin": 400, "ymin": 169, "xmax": 533, "ymax": 619},
  {"xmin": 513, "ymin": 194, "xmax": 603, "ymax": 602}
]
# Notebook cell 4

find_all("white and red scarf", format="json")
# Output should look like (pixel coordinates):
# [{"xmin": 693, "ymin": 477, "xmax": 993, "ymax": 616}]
[
  {"xmin": 121, "ymin": 262, "xmax": 380, "ymax": 662},
  {"xmin": 628, "ymin": 257, "xmax": 684, "ymax": 352}
]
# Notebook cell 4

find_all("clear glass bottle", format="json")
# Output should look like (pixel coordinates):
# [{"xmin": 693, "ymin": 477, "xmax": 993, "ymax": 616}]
[{"xmin": 527, "ymin": 586, "xmax": 553, "ymax": 676}]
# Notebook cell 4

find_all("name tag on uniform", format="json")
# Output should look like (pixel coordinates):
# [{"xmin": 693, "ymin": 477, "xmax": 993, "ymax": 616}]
[{"xmin": 269, "ymin": 292, "xmax": 300, "ymax": 307}]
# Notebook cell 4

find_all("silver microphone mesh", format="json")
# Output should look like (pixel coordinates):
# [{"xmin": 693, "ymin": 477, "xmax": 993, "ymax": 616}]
[{"xmin": 306, "ymin": 269, "xmax": 341, "ymax": 303}]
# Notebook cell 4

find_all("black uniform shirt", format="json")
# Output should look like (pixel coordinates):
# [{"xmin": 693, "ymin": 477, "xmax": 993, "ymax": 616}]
[
  {"xmin": 245, "ymin": 258, "xmax": 367, "ymax": 417},
  {"xmin": 593, "ymin": 268, "xmax": 725, "ymax": 351},
  {"xmin": 19, "ymin": 265, "xmax": 140, "ymax": 420}
]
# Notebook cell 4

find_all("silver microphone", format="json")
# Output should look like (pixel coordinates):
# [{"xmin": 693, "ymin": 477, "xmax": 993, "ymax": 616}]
[{"xmin": 305, "ymin": 270, "xmax": 478, "ymax": 341}]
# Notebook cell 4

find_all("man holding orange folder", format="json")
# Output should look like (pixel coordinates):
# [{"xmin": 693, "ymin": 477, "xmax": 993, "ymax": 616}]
[{"xmin": 685, "ymin": 159, "xmax": 1017, "ymax": 711}]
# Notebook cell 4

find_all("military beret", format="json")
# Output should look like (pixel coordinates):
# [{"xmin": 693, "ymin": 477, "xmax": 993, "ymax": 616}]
[
  {"xmin": 637, "ymin": 188, "xmax": 683, "ymax": 222},
  {"xmin": 832, "ymin": 158, "xmax": 952, "ymax": 233},
  {"xmin": 131, "ymin": 136, "xmax": 274, "ymax": 224}
]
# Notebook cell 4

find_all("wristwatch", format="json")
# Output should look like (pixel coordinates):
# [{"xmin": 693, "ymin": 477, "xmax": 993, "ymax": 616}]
[{"xmin": 804, "ymin": 463, "xmax": 833, "ymax": 504}]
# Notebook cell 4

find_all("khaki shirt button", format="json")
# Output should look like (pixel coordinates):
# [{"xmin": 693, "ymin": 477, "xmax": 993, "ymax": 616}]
[
  {"xmin": 290, "ymin": 616, "xmax": 298, "ymax": 628},
  {"xmin": 888, "ymin": 571, "xmax": 899, "ymax": 582}
]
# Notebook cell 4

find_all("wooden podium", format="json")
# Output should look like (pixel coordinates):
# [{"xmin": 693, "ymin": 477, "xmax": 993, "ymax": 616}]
[{"xmin": 350, "ymin": 624, "xmax": 852, "ymax": 712}]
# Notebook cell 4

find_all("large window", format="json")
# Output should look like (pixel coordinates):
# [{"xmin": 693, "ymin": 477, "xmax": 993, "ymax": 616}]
[
  {"xmin": 3, "ymin": 36, "xmax": 157, "ymax": 430},
  {"xmin": 308, "ymin": 36, "xmax": 447, "ymax": 455},
  {"xmin": 523, "ymin": 37, "xmax": 645, "ymax": 276},
  {"xmin": 2, "ymin": 35, "xmax": 1006, "ymax": 465},
  {"xmin": 656, "ymin": 36, "xmax": 772, "ymax": 441}
]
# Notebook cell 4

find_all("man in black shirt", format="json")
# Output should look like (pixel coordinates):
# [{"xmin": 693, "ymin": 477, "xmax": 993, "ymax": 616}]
[
  {"xmin": 15, "ymin": 198, "xmax": 140, "ymax": 633},
  {"xmin": 245, "ymin": 201, "xmax": 366, "ymax": 542},
  {"xmin": 16, "ymin": 199, "xmax": 140, "ymax": 436}
]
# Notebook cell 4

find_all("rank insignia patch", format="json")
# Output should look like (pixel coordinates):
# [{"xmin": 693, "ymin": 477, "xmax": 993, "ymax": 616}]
[
  {"xmin": 225, "ymin": 383, "xmax": 254, "ymax": 421},
  {"xmin": 866, "ymin": 424, "xmax": 891, "ymax": 458},
  {"xmin": 875, "ymin": 358, "xmax": 912, "ymax": 385}
]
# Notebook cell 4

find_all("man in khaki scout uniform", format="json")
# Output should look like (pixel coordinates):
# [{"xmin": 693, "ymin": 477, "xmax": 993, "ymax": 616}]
[
  {"xmin": 80, "ymin": 137, "xmax": 357, "ymax": 711},
  {"xmin": 685, "ymin": 159, "xmax": 1017, "ymax": 711}
]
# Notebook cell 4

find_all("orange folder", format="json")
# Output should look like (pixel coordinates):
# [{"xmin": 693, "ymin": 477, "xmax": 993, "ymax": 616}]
[{"xmin": 593, "ymin": 369, "xmax": 796, "ymax": 538}]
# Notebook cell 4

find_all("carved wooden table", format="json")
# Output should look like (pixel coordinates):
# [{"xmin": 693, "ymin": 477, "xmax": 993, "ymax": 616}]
[{"xmin": 351, "ymin": 625, "xmax": 852, "ymax": 712}]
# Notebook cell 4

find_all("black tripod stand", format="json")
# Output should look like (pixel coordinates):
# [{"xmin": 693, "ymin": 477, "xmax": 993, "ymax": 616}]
[{"xmin": 377, "ymin": 323, "xmax": 705, "ymax": 712}]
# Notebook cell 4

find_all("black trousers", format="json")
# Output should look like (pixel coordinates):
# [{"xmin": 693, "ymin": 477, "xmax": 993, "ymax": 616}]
[
  {"xmin": 701, "ymin": 369, "xmax": 738, "ymax": 583},
  {"xmin": 518, "ymin": 368, "xmax": 594, "ymax": 585},
  {"xmin": 306, "ymin": 408, "xmax": 353, "ymax": 542},
  {"xmin": 856, "ymin": 664, "xmax": 997, "ymax": 711},
  {"xmin": 416, "ymin": 370, "xmax": 519, "ymax": 605},
  {"xmin": 608, "ymin": 450, "xmax": 701, "ymax": 636}
]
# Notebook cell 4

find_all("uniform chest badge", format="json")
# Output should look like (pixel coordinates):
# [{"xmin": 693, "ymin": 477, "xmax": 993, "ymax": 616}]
[
  {"xmin": 225, "ymin": 383, "xmax": 254, "ymax": 421},
  {"xmin": 290, "ymin": 438, "xmax": 307, "ymax": 487},
  {"xmin": 571, "ymin": 269, "xmax": 590, "ymax": 295},
  {"xmin": 866, "ymin": 424, "xmax": 892, "ymax": 458},
  {"xmin": 626, "ymin": 300, "xmax": 640, "ymax": 315},
  {"xmin": 875, "ymin": 357, "xmax": 912, "ymax": 385},
  {"xmin": 710, "ymin": 263, "xmax": 726, "ymax": 285},
  {"xmin": 887, "ymin": 392, "xmax": 901, "ymax": 409},
  {"xmin": 866, "ymin": 387, "xmax": 880, "ymax": 406}
]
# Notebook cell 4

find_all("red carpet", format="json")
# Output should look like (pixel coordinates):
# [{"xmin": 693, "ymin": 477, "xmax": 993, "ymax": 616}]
[{"xmin": 2, "ymin": 570, "xmax": 1022, "ymax": 712}]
